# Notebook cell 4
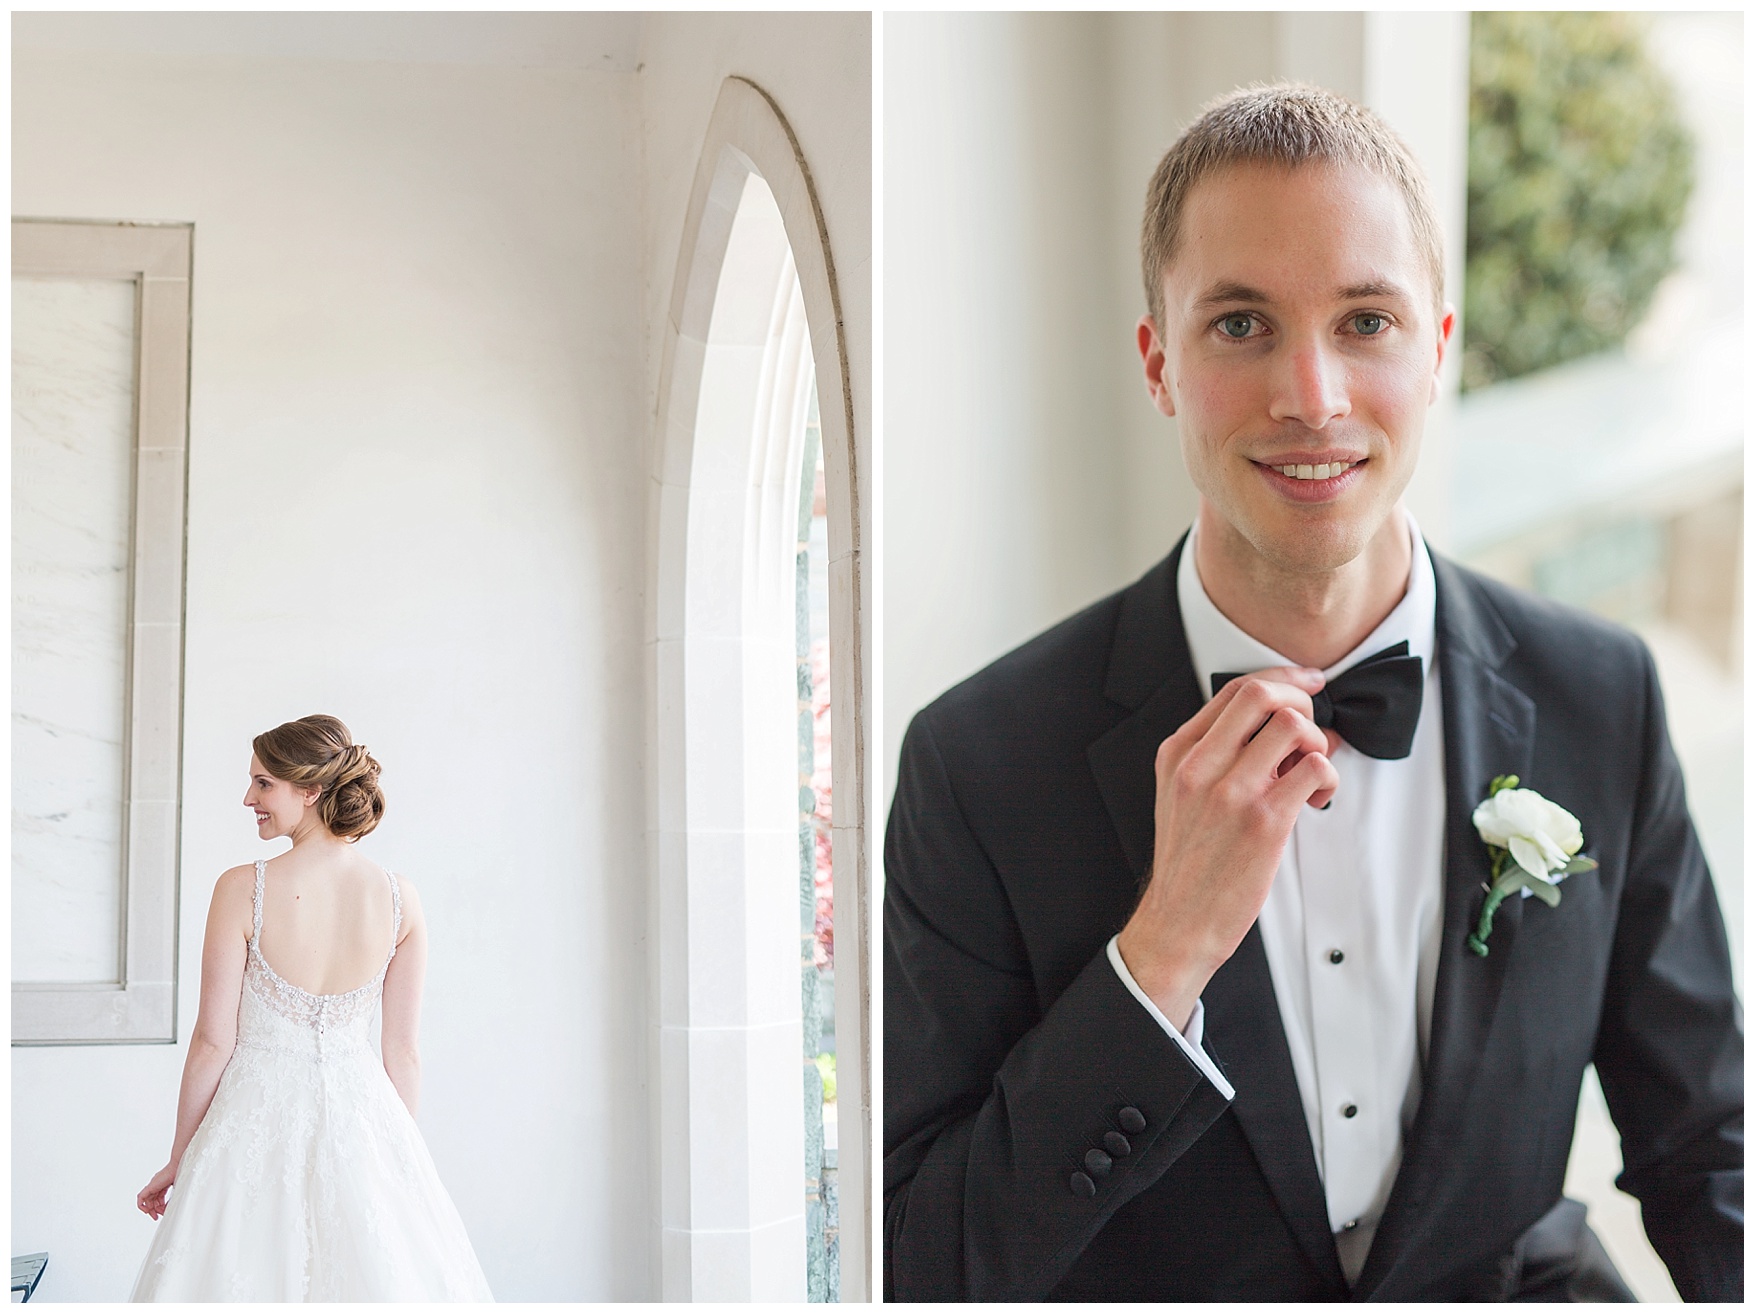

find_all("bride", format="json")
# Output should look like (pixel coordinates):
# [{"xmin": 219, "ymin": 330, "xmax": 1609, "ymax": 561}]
[{"xmin": 131, "ymin": 715, "xmax": 493, "ymax": 1301}]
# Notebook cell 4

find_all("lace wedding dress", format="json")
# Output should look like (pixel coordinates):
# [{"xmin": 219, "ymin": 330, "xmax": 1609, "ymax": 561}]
[{"xmin": 132, "ymin": 861, "xmax": 493, "ymax": 1301}]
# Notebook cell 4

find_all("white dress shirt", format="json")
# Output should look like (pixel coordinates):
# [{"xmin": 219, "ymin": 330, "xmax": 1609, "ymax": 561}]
[{"xmin": 1109, "ymin": 509, "xmax": 1446, "ymax": 1284}]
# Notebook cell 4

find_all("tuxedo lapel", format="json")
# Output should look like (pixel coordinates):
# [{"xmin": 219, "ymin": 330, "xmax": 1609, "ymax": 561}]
[
  {"xmin": 1354, "ymin": 551, "xmax": 1536, "ymax": 1299},
  {"xmin": 1085, "ymin": 539, "xmax": 1202, "ymax": 877},
  {"xmin": 1083, "ymin": 536, "xmax": 1344, "ymax": 1291}
]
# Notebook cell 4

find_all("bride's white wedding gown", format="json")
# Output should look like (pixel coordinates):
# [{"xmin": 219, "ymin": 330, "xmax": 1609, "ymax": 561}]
[{"xmin": 132, "ymin": 861, "xmax": 494, "ymax": 1301}]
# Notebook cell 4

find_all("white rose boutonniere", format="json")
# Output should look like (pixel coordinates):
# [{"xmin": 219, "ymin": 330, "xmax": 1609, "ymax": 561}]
[{"xmin": 1466, "ymin": 775, "xmax": 1598, "ymax": 956}]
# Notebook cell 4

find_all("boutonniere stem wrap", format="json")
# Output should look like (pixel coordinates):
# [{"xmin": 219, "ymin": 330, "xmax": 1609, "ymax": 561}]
[{"xmin": 1466, "ymin": 775, "xmax": 1598, "ymax": 956}]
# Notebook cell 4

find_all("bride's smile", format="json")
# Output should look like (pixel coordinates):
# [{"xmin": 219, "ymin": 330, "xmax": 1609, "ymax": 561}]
[{"xmin": 244, "ymin": 762, "xmax": 327, "ymax": 842}]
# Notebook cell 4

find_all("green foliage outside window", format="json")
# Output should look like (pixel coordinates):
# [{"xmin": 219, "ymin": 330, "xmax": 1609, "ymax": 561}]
[{"xmin": 1463, "ymin": 12, "xmax": 1693, "ymax": 392}]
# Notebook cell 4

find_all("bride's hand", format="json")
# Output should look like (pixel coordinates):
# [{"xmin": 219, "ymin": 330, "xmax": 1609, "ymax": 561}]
[{"xmin": 137, "ymin": 1163, "xmax": 176, "ymax": 1220}]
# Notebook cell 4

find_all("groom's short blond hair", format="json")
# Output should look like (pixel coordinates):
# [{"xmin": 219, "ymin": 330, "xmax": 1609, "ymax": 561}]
[{"xmin": 1141, "ymin": 83, "xmax": 1446, "ymax": 331}]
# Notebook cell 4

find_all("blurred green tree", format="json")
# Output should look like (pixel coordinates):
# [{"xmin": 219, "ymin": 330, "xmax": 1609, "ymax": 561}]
[{"xmin": 1463, "ymin": 12, "xmax": 1693, "ymax": 391}]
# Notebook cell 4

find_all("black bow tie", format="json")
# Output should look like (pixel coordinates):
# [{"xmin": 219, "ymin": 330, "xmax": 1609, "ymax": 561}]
[{"xmin": 1211, "ymin": 640, "xmax": 1425, "ymax": 761}]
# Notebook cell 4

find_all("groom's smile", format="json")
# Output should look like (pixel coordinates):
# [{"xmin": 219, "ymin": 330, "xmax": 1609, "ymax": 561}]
[{"xmin": 1249, "ymin": 451, "xmax": 1368, "ymax": 501}]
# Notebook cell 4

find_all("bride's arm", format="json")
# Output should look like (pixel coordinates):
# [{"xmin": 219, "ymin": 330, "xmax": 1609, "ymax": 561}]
[
  {"xmin": 381, "ymin": 877, "xmax": 428, "ymax": 1118},
  {"xmin": 137, "ymin": 867, "xmax": 252, "ymax": 1219}
]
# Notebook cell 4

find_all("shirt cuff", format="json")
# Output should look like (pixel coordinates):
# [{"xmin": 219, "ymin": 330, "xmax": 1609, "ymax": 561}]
[{"xmin": 1106, "ymin": 934, "xmax": 1236, "ymax": 1101}]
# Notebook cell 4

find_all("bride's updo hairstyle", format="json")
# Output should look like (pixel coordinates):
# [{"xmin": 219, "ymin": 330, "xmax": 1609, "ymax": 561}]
[{"xmin": 252, "ymin": 714, "xmax": 385, "ymax": 841}]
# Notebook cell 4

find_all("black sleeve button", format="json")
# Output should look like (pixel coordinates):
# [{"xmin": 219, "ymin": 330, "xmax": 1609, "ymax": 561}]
[
  {"xmin": 1342, "ymin": 1104, "xmax": 1358, "ymax": 1119},
  {"xmin": 1069, "ymin": 1171, "xmax": 1096, "ymax": 1198},
  {"xmin": 1329, "ymin": 949, "xmax": 1345, "ymax": 964},
  {"xmin": 1103, "ymin": 1131, "xmax": 1131, "ymax": 1157},
  {"xmin": 1118, "ymin": 1106, "xmax": 1146, "ymax": 1134},
  {"xmin": 1083, "ymin": 1148, "xmax": 1112, "ymax": 1177}
]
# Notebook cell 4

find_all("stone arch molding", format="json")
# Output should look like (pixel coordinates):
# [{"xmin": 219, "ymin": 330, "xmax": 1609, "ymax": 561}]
[{"xmin": 648, "ymin": 76, "xmax": 868, "ymax": 1302}]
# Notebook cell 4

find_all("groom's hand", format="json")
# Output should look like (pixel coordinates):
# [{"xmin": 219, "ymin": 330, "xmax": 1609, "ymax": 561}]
[{"xmin": 1116, "ymin": 667, "xmax": 1338, "ymax": 1032}]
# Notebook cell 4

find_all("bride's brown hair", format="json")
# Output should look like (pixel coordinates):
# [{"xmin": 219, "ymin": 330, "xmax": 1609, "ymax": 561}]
[{"xmin": 252, "ymin": 714, "xmax": 385, "ymax": 841}]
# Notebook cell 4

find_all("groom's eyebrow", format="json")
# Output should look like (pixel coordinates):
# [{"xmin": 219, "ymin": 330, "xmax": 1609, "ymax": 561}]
[
  {"xmin": 1191, "ymin": 277, "xmax": 1416, "ymax": 311},
  {"xmin": 1337, "ymin": 278, "xmax": 1411, "ymax": 302},
  {"xmin": 1193, "ymin": 280, "xmax": 1272, "ymax": 309}
]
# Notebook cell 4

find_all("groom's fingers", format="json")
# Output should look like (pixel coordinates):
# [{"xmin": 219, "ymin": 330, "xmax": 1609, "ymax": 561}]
[
  {"xmin": 1272, "ymin": 744, "xmax": 1339, "ymax": 812},
  {"xmin": 1233, "ymin": 704, "xmax": 1328, "ymax": 790},
  {"xmin": 1156, "ymin": 669, "xmax": 1330, "ymax": 820},
  {"xmin": 1183, "ymin": 671, "xmax": 1323, "ymax": 772},
  {"xmin": 1159, "ymin": 665, "xmax": 1319, "ymax": 768}
]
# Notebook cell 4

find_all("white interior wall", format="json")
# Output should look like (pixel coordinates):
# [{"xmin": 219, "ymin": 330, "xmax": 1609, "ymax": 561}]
[
  {"xmin": 634, "ymin": 14, "xmax": 873, "ymax": 786},
  {"xmin": 636, "ymin": 12, "xmax": 872, "ymax": 445},
  {"xmin": 884, "ymin": 12, "xmax": 1129, "ymax": 803},
  {"xmin": 636, "ymin": 15, "xmax": 874, "ymax": 842},
  {"xmin": 883, "ymin": 11, "xmax": 1467, "ymax": 798},
  {"xmin": 12, "ymin": 41, "xmax": 649, "ymax": 1301}
]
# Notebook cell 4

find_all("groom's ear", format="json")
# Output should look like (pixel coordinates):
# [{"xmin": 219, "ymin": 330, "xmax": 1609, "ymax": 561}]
[
  {"xmin": 1429, "ymin": 302, "xmax": 1457, "ymax": 405},
  {"xmin": 1138, "ymin": 315, "xmax": 1178, "ymax": 419}
]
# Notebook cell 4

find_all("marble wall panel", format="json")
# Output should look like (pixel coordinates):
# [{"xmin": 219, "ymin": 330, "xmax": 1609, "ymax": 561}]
[{"xmin": 12, "ymin": 275, "xmax": 137, "ymax": 985}]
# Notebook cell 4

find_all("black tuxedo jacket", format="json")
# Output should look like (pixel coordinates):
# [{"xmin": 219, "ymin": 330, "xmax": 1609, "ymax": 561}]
[{"xmin": 884, "ymin": 539, "xmax": 1742, "ymax": 1301}]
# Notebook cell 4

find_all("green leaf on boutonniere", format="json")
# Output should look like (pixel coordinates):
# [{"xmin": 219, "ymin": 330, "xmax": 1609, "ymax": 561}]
[
  {"xmin": 1491, "ymin": 860, "xmax": 1561, "ymax": 907},
  {"xmin": 1465, "ymin": 780, "xmax": 1589, "ymax": 956},
  {"xmin": 1518, "ymin": 873, "xmax": 1563, "ymax": 908},
  {"xmin": 1489, "ymin": 864, "xmax": 1526, "ymax": 897}
]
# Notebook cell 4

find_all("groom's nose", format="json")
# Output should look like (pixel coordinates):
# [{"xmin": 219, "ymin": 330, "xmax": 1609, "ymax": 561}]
[{"xmin": 1268, "ymin": 335, "xmax": 1350, "ymax": 431}]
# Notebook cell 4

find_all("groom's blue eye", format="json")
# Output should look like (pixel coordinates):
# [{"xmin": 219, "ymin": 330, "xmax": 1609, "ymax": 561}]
[
  {"xmin": 1352, "ymin": 313, "xmax": 1386, "ymax": 335},
  {"xmin": 1219, "ymin": 314, "xmax": 1255, "ymax": 339}
]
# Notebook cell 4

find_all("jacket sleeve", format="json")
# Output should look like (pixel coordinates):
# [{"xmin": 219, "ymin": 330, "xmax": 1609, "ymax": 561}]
[
  {"xmin": 883, "ymin": 711, "xmax": 1232, "ymax": 1301},
  {"xmin": 1592, "ymin": 643, "xmax": 1743, "ymax": 1302}
]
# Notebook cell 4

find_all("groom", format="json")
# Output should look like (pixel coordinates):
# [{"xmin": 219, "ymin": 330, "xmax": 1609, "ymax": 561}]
[{"xmin": 883, "ymin": 85, "xmax": 1742, "ymax": 1301}]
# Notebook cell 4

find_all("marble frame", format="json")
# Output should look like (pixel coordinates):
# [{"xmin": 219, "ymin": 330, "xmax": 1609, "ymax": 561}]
[{"xmin": 12, "ymin": 220, "xmax": 192, "ymax": 1045}]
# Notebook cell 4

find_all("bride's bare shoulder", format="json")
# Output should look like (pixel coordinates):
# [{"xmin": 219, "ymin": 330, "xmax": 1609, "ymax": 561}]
[
  {"xmin": 208, "ymin": 865, "xmax": 257, "ymax": 935},
  {"xmin": 213, "ymin": 864, "xmax": 258, "ymax": 899},
  {"xmin": 390, "ymin": 872, "xmax": 425, "ymax": 932}
]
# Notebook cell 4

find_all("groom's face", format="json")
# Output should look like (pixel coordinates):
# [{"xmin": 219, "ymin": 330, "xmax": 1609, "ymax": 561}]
[{"xmin": 1140, "ymin": 161, "xmax": 1454, "ymax": 574}]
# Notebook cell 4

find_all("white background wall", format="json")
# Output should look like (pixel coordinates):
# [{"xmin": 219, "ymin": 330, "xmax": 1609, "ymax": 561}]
[{"xmin": 11, "ymin": 12, "xmax": 869, "ymax": 1302}]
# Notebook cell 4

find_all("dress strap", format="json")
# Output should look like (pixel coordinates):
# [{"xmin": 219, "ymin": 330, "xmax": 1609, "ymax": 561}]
[
  {"xmin": 251, "ymin": 860, "xmax": 266, "ymax": 946},
  {"xmin": 386, "ymin": 869, "xmax": 403, "ymax": 960}
]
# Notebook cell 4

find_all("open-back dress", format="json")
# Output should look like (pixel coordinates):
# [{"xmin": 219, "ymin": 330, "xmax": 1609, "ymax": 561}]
[{"xmin": 131, "ymin": 860, "xmax": 493, "ymax": 1301}]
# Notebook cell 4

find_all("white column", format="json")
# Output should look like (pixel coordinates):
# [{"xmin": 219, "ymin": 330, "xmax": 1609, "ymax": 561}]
[{"xmin": 1364, "ymin": 12, "xmax": 1472, "ymax": 552}]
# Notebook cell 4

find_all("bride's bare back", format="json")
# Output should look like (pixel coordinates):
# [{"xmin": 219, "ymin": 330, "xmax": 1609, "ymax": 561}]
[{"xmin": 256, "ymin": 851, "xmax": 398, "ymax": 995}]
